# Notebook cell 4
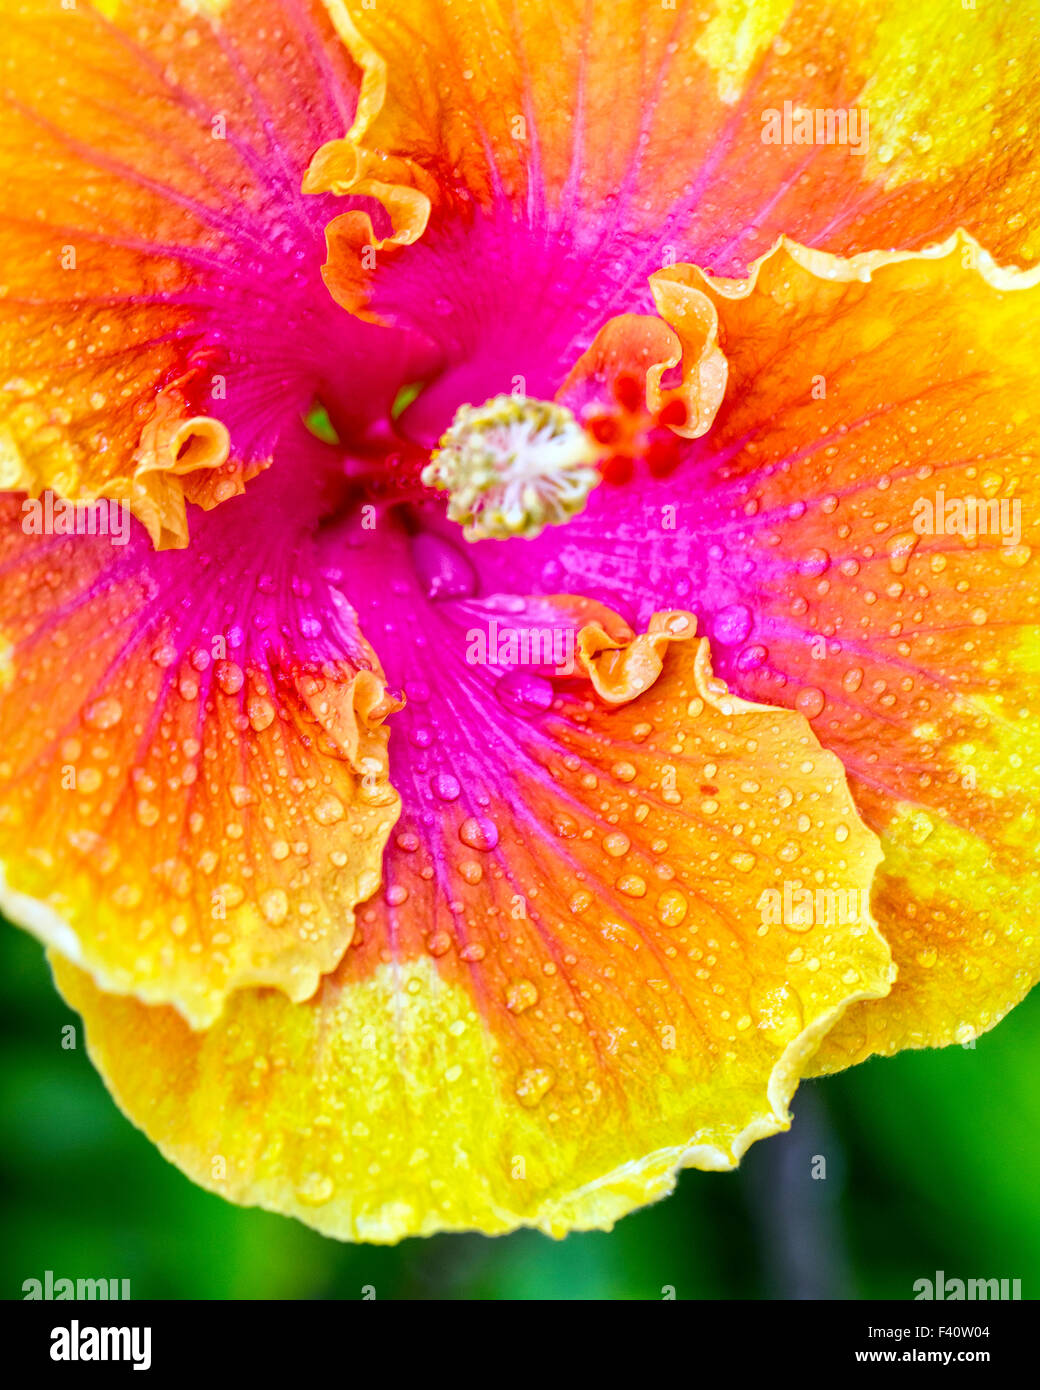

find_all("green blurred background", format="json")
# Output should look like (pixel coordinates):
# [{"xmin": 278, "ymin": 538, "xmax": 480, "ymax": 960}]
[{"xmin": 3, "ymin": 920, "xmax": 1036, "ymax": 1300}]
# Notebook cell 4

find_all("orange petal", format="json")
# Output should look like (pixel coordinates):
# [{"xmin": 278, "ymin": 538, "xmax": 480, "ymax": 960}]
[
  {"xmin": 0, "ymin": 490, "xmax": 401, "ymax": 1027},
  {"xmin": 51, "ymin": 614, "xmax": 891, "ymax": 1239},
  {"xmin": 664, "ymin": 233, "xmax": 1040, "ymax": 1067},
  {"xmin": 0, "ymin": 0, "xmax": 409, "ymax": 548},
  {"xmin": 310, "ymin": 0, "xmax": 1040, "ymax": 317}
]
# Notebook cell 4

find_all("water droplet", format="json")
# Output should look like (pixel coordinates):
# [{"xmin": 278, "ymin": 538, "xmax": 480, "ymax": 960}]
[
  {"xmin": 802, "ymin": 548, "xmax": 830, "ymax": 577},
  {"xmin": 506, "ymin": 979, "xmax": 539, "ymax": 1013},
  {"xmin": 432, "ymin": 772, "xmax": 461, "ymax": 802},
  {"xmin": 886, "ymin": 531, "xmax": 919, "ymax": 575},
  {"xmin": 247, "ymin": 697, "xmax": 275, "ymax": 732},
  {"xmin": 314, "ymin": 794, "xmax": 345, "ymax": 826},
  {"xmin": 751, "ymin": 984, "xmax": 804, "ymax": 1044},
  {"xmin": 260, "ymin": 888, "xmax": 289, "ymax": 925},
  {"xmin": 842, "ymin": 667, "xmax": 864, "ymax": 694},
  {"xmin": 515, "ymin": 1066, "xmax": 555, "ymax": 1107},
  {"xmin": 999, "ymin": 544, "xmax": 1032, "ymax": 569},
  {"xmin": 655, "ymin": 888, "xmax": 688, "ymax": 926},
  {"xmin": 295, "ymin": 1173, "xmax": 335, "ymax": 1207},
  {"xmin": 737, "ymin": 643, "xmax": 768, "ymax": 672},
  {"xmin": 907, "ymin": 810, "xmax": 934, "ymax": 845},
  {"xmin": 713, "ymin": 604, "xmax": 753, "ymax": 646},
  {"xmin": 495, "ymin": 669, "xmax": 553, "ymax": 716},
  {"xmin": 151, "ymin": 642, "xmax": 178, "ymax": 669},
  {"xmin": 459, "ymin": 815, "xmax": 499, "ymax": 851},
  {"xmin": 216, "ymin": 661, "xmax": 244, "ymax": 695},
  {"xmin": 795, "ymin": 687, "xmax": 825, "ymax": 719}
]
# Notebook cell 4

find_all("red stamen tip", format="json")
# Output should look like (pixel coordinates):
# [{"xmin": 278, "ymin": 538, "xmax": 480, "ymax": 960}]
[
  {"xmin": 657, "ymin": 397, "xmax": 688, "ymax": 429},
  {"xmin": 588, "ymin": 413, "xmax": 621, "ymax": 445},
  {"xmin": 601, "ymin": 454, "xmax": 635, "ymax": 485},
  {"xmin": 645, "ymin": 435, "xmax": 681, "ymax": 477},
  {"xmin": 613, "ymin": 374, "xmax": 644, "ymax": 414}
]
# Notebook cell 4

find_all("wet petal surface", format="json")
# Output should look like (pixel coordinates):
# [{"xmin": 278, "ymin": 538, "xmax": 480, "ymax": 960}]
[
  {"xmin": 53, "ymin": 615, "xmax": 891, "ymax": 1238},
  {"xmin": 0, "ymin": 454, "xmax": 401, "ymax": 1027}
]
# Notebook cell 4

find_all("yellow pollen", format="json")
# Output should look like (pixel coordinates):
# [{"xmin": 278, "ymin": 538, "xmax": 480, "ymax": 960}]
[{"xmin": 421, "ymin": 394, "xmax": 600, "ymax": 540}]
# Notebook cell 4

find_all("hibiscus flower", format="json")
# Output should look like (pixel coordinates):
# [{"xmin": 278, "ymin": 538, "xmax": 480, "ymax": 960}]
[{"xmin": 1, "ymin": 0, "xmax": 1037, "ymax": 1243}]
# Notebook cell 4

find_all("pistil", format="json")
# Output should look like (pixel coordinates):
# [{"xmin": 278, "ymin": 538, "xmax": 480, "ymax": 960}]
[{"xmin": 422, "ymin": 395, "xmax": 602, "ymax": 541}]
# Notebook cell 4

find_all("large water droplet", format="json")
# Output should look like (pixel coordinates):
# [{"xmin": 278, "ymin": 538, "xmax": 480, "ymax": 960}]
[
  {"xmin": 459, "ymin": 815, "xmax": 499, "ymax": 851},
  {"xmin": 432, "ymin": 772, "xmax": 461, "ymax": 802},
  {"xmin": 260, "ymin": 888, "xmax": 289, "ymax": 925},
  {"xmin": 495, "ymin": 669, "xmax": 554, "ymax": 716},
  {"xmin": 515, "ymin": 1066, "xmax": 555, "ymax": 1107},
  {"xmin": 713, "ymin": 604, "xmax": 753, "ymax": 647},
  {"xmin": 886, "ymin": 531, "xmax": 919, "ymax": 575},
  {"xmin": 314, "ymin": 794, "xmax": 345, "ymax": 826},
  {"xmin": 842, "ymin": 666, "xmax": 864, "ymax": 694},
  {"xmin": 295, "ymin": 1173, "xmax": 335, "ymax": 1207},
  {"xmin": 506, "ymin": 979, "xmax": 539, "ymax": 1013},
  {"xmin": 736, "ymin": 643, "xmax": 768, "ymax": 672},
  {"xmin": 84, "ymin": 697, "xmax": 122, "ymax": 730},
  {"xmin": 795, "ymin": 687, "xmax": 825, "ymax": 719},
  {"xmin": 216, "ymin": 661, "xmax": 245, "ymax": 695}
]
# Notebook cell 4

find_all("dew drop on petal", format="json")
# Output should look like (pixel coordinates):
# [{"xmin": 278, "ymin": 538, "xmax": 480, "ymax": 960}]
[
  {"xmin": 432, "ymin": 772, "xmax": 461, "ymax": 802},
  {"xmin": 247, "ymin": 697, "xmax": 275, "ymax": 732},
  {"xmin": 410, "ymin": 532, "xmax": 478, "ymax": 601},
  {"xmin": 655, "ymin": 888, "xmax": 688, "ymax": 926},
  {"xmin": 495, "ymin": 669, "xmax": 553, "ymax": 716},
  {"xmin": 260, "ymin": 888, "xmax": 289, "ymax": 925},
  {"xmin": 84, "ymin": 697, "xmax": 122, "ymax": 730},
  {"xmin": 314, "ymin": 795, "xmax": 345, "ymax": 826},
  {"xmin": 886, "ymin": 531, "xmax": 919, "ymax": 575},
  {"xmin": 459, "ymin": 815, "xmax": 499, "ymax": 851},
  {"xmin": 737, "ymin": 643, "xmax": 768, "ymax": 672},
  {"xmin": 506, "ymin": 979, "xmax": 539, "ymax": 1013},
  {"xmin": 295, "ymin": 1173, "xmax": 335, "ymax": 1207},
  {"xmin": 515, "ymin": 1066, "xmax": 555, "ymax": 1107},
  {"xmin": 795, "ymin": 687, "xmax": 825, "ymax": 719},
  {"xmin": 713, "ymin": 604, "xmax": 753, "ymax": 646},
  {"xmin": 216, "ymin": 661, "xmax": 245, "ymax": 695},
  {"xmin": 842, "ymin": 666, "xmax": 864, "ymax": 694}
]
